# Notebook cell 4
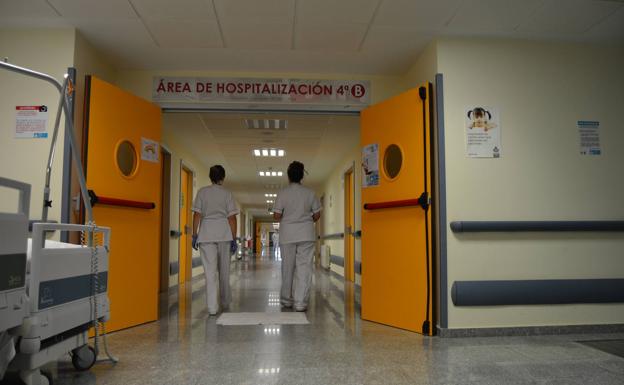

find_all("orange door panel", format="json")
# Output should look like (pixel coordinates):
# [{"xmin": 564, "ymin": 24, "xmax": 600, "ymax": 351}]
[
  {"xmin": 85, "ymin": 76, "xmax": 162, "ymax": 332},
  {"xmin": 360, "ymin": 85, "xmax": 433, "ymax": 334}
]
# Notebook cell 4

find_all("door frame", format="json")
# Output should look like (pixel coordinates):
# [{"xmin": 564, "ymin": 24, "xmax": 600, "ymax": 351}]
[
  {"xmin": 178, "ymin": 161, "xmax": 194, "ymax": 284},
  {"xmin": 343, "ymin": 166, "xmax": 355, "ymax": 282},
  {"xmin": 159, "ymin": 145, "xmax": 172, "ymax": 293}
]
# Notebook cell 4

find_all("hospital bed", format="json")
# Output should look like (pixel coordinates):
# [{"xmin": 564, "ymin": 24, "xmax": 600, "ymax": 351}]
[
  {"xmin": 0, "ymin": 61, "xmax": 116, "ymax": 384},
  {"xmin": 0, "ymin": 177, "xmax": 30, "ymax": 381},
  {"xmin": 1, "ymin": 178, "xmax": 112, "ymax": 385}
]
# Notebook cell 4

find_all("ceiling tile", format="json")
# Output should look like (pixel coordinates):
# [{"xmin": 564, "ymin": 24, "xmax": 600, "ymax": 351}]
[
  {"xmin": 519, "ymin": 0, "xmax": 622, "ymax": 34},
  {"xmin": 585, "ymin": 5, "xmax": 624, "ymax": 40},
  {"xmin": 214, "ymin": 0, "xmax": 295, "ymax": 23},
  {"xmin": 221, "ymin": 20, "xmax": 292, "ymax": 50},
  {"xmin": 297, "ymin": 0, "xmax": 379, "ymax": 24},
  {"xmin": 48, "ymin": 0, "xmax": 137, "ymax": 19},
  {"xmin": 362, "ymin": 26, "xmax": 431, "ymax": 53},
  {"xmin": 146, "ymin": 20, "xmax": 223, "ymax": 48},
  {"xmin": 448, "ymin": 0, "xmax": 545, "ymax": 32},
  {"xmin": 0, "ymin": 0, "xmax": 60, "ymax": 17},
  {"xmin": 375, "ymin": 0, "xmax": 463, "ymax": 29},
  {"xmin": 296, "ymin": 23, "xmax": 368, "ymax": 51},
  {"xmin": 72, "ymin": 19, "xmax": 155, "ymax": 48},
  {"xmin": 130, "ymin": 0, "xmax": 216, "ymax": 20}
]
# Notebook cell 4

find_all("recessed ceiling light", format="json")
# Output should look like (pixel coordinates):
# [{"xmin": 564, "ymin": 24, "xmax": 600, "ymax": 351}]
[
  {"xmin": 277, "ymin": 171, "xmax": 283, "ymax": 176},
  {"xmin": 254, "ymin": 149, "xmax": 261, "ymax": 156},
  {"xmin": 271, "ymin": 171, "xmax": 277, "ymax": 176},
  {"xmin": 270, "ymin": 149, "xmax": 277, "ymax": 156},
  {"xmin": 262, "ymin": 149, "xmax": 269, "ymax": 156},
  {"xmin": 259, "ymin": 171, "xmax": 265, "ymax": 176},
  {"xmin": 278, "ymin": 150, "xmax": 285, "ymax": 157}
]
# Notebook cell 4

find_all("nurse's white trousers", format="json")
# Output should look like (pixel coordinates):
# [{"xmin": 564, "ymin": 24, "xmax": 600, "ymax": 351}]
[
  {"xmin": 280, "ymin": 241, "xmax": 315, "ymax": 309},
  {"xmin": 199, "ymin": 241, "xmax": 231, "ymax": 314}
]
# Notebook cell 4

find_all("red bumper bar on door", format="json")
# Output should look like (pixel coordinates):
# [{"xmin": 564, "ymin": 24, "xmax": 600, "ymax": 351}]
[
  {"xmin": 88, "ymin": 190, "xmax": 156, "ymax": 209},
  {"xmin": 363, "ymin": 198, "xmax": 421, "ymax": 210}
]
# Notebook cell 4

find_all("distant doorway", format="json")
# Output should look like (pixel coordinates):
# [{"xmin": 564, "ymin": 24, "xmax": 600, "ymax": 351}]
[
  {"xmin": 344, "ymin": 167, "xmax": 355, "ymax": 282},
  {"xmin": 179, "ymin": 165, "xmax": 193, "ymax": 284}
]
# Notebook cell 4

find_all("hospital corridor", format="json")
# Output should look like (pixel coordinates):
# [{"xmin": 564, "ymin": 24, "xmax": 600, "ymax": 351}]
[{"xmin": 1, "ymin": 1, "xmax": 624, "ymax": 384}]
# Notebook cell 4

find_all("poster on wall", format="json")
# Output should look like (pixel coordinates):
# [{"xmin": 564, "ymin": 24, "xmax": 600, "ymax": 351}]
[
  {"xmin": 362, "ymin": 143, "xmax": 379, "ymax": 188},
  {"xmin": 465, "ymin": 106, "xmax": 501, "ymax": 158},
  {"xmin": 141, "ymin": 137, "xmax": 160, "ymax": 163},
  {"xmin": 578, "ymin": 121, "xmax": 601, "ymax": 156},
  {"xmin": 15, "ymin": 105, "xmax": 48, "ymax": 138}
]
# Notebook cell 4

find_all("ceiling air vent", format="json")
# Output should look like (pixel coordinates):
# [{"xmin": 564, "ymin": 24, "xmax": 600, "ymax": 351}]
[{"xmin": 244, "ymin": 119, "xmax": 288, "ymax": 130}]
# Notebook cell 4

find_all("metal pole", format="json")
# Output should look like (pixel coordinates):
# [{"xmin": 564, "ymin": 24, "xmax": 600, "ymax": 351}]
[
  {"xmin": 61, "ymin": 77, "xmax": 93, "ymax": 223},
  {"xmin": 0, "ymin": 59, "xmax": 62, "ymax": 92},
  {"xmin": 42, "ymin": 77, "xmax": 69, "ymax": 222}
]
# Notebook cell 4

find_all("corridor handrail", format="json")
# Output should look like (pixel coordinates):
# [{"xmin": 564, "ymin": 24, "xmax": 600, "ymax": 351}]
[{"xmin": 450, "ymin": 221, "xmax": 624, "ymax": 233}]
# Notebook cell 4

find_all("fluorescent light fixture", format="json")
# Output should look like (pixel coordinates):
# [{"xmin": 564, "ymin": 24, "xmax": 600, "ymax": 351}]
[
  {"xmin": 259, "ymin": 171, "xmax": 265, "ymax": 176},
  {"xmin": 262, "ymin": 149, "xmax": 269, "ymax": 156},
  {"xmin": 254, "ymin": 149, "xmax": 261, "ymax": 156},
  {"xmin": 277, "ymin": 171, "xmax": 283, "ymax": 176},
  {"xmin": 270, "ymin": 149, "xmax": 277, "ymax": 156},
  {"xmin": 278, "ymin": 150, "xmax": 285, "ymax": 157}
]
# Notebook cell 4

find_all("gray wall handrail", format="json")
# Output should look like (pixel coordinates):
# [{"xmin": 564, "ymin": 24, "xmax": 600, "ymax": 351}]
[
  {"xmin": 450, "ymin": 221, "xmax": 624, "ymax": 233},
  {"xmin": 319, "ymin": 233, "xmax": 344, "ymax": 240}
]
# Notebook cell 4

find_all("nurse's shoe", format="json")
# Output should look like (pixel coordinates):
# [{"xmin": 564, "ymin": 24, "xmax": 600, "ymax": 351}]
[
  {"xmin": 208, "ymin": 309, "xmax": 219, "ymax": 316},
  {"xmin": 294, "ymin": 306, "xmax": 307, "ymax": 312},
  {"xmin": 280, "ymin": 300, "xmax": 293, "ymax": 308}
]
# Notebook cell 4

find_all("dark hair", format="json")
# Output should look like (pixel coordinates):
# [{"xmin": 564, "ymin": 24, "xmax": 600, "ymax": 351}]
[
  {"xmin": 209, "ymin": 165, "xmax": 226, "ymax": 184},
  {"xmin": 287, "ymin": 161, "xmax": 304, "ymax": 183}
]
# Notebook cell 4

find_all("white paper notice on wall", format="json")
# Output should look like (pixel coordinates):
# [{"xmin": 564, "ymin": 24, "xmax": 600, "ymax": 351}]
[
  {"xmin": 15, "ymin": 105, "xmax": 48, "ymax": 138},
  {"xmin": 141, "ymin": 137, "xmax": 160, "ymax": 163},
  {"xmin": 465, "ymin": 106, "xmax": 501, "ymax": 158},
  {"xmin": 362, "ymin": 143, "xmax": 379, "ymax": 188},
  {"xmin": 578, "ymin": 121, "xmax": 601, "ymax": 156}
]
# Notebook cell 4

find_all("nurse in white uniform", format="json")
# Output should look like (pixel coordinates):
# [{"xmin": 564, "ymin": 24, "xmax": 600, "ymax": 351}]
[
  {"xmin": 273, "ymin": 161, "xmax": 321, "ymax": 312},
  {"xmin": 192, "ymin": 165, "xmax": 238, "ymax": 315}
]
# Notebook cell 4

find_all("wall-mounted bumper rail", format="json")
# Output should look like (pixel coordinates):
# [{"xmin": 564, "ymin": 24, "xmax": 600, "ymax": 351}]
[
  {"xmin": 452, "ymin": 279, "xmax": 624, "ymax": 306},
  {"xmin": 88, "ymin": 190, "xmax": 156, "ymax": 210},
  {"xmin": 319, "ymin": 233, "xmax": 344, "ymax": 240},
  {"xmin": 450, "ymin": 221, "xmax": 624, "ymax": 233}
]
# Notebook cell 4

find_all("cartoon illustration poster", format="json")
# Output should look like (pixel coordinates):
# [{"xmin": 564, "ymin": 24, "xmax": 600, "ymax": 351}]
[
  {"xmin": 465, "ymin": 106, "xmax": 501, "ymax": 158},
  {"xmin": 141, "ymin": 137, "xmax": 160, "ymax": 163},
  {"xmin": 362, "ymin": 143, "xmax": 379, "ymax": 188}
]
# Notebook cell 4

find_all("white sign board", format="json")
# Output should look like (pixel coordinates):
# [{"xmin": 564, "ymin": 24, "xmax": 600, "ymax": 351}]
[
  {"xmin": 141, "ymin": 137, "xmax": 160, "ymax": 163},
  {"xmin": 15, "ymin": 105, "xmax": 48, "ymax": 138},
  {"xmin": 465, "ymin": 106, "xmax": 501, "ymax": 158},
  {"xmin": 152, "ymin": 77, "xmax": 370, "ymax": 111},
  {"xmin": 578, "ymin": 121, "xmax": 601, "ymax": 156},
  {"xmin": 362, "ymin": 143, "xmax": 380, "ymax": 188}
]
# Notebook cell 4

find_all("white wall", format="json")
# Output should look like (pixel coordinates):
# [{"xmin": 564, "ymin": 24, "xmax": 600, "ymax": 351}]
[
  {"xmin": 438, "ymin": 38, "xmax": 624, "ymax": 328},
  {"xmin": 0, "ymin": 29, "xmax": 75, "ymax": 223}
]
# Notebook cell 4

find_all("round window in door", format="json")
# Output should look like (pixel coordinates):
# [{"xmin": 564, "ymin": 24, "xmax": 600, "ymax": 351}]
[
  {"xmin": 384, "ymin": 144, "xmax": 403, "ymax": 180},
  {"xmin": 116, "ymin": 140, "xmax": 138, "ymax": 177}
]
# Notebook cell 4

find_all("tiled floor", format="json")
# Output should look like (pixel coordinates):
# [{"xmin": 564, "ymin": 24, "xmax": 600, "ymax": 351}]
[{"xmin": 8, "ymin": 250, "xmax": 624, "ymax": 384}]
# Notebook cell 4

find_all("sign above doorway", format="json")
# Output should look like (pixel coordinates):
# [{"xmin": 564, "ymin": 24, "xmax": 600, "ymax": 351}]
[{"xmin": 152, "ymin": 77, "xmax": 370, "ymax": 112}]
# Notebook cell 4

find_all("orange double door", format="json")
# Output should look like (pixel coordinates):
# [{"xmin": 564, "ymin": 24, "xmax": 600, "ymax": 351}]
[
  {"xmin": 84, "ymin": 76, "xmax": 162, "ymax": 332},
  {"xmin": 360, "ymin": 84, "xmax": 434, "ymax": 335}
]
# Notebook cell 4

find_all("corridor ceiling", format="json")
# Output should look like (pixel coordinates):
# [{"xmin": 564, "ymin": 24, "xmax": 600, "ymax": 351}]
[
  {"xmin": 162, "ymin": 112, "xmax": 359, "ymax": 212},
  {"xmin": 1, "ymin": 0, "xmax": 623, "ymax": 75}
]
